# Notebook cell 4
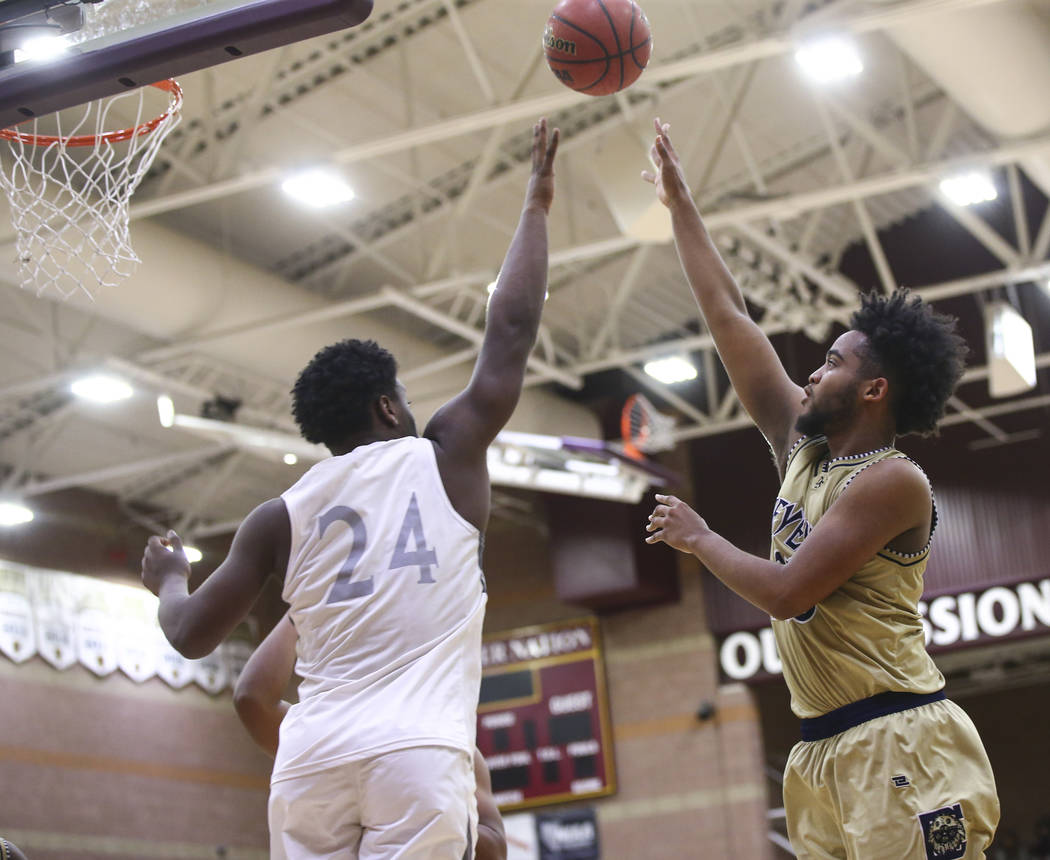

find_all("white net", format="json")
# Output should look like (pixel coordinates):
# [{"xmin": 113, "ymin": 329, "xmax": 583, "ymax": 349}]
[{"xmin": 0, "ymin": 80, "xmax": 182, "ymax": 301}]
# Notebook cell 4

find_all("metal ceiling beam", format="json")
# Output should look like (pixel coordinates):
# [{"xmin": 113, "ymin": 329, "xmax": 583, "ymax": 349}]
[
  {"xmin": 939, "ymin": 393, "xmax": 1050, "ymax": 427},
  {"xmin": 121, "ymin": 0, "xmax": 1011, "ymax": 220},
  {"xmin": 812, "ymin": 96, "xmax": 899, "ymax": 294},
  {"xmin": 382, "ymin": 288, "xmax": 583, "ymax": 390},
  {"xmin": 18, "ymin": 444, "xmax": 236, "ymax": 497}
]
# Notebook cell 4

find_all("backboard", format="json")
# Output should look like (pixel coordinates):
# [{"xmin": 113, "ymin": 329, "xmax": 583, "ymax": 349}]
[{"xmin": 0, "ymin": 0, "xmax": 373, "ymax": 128}]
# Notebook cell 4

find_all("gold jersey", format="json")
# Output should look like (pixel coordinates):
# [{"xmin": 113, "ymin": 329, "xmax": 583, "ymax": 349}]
[{"xmin": 770, "ymin": 436, "xmax": 944, "ymax": 719}]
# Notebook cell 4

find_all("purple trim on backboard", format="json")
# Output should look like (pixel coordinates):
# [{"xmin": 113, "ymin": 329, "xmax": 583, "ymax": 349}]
[
  {"xmin": 0, "ymin": 0, "xmax": 373, "ymax": 128},
  {"xmin": 561, "ymin": 436, "xmax": 680, "ymax": 486}
]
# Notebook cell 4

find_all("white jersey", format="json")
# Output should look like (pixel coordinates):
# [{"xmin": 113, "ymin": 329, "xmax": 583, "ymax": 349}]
[{"xmin": 272, "ymin": 436, "xmax": 486, "ymax": 783}]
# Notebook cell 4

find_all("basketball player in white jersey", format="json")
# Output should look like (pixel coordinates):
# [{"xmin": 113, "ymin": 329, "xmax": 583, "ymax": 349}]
[
  {"xmin": 232, "ymin": 613, "xmax": 507, "ymax": 860},
  {"xmin": 640, "ymin": 118, "xmax": 999, "ymax": 859},
  {"xmin": 141, "ymin": 118, "xmax": 559, "ymax": 859}
]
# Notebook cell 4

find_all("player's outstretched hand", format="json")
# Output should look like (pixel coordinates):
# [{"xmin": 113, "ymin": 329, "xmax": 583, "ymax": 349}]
[
  {"xmin": 141, "ymin": 529, "xmax": 191, "ymax": 596},
  {"xmin": 524, "ymin": 117, "xmax": 559, "ymax": 214},
  {"xmin": 641, "ymin": 117, "xmax": 691, "ymax": 211},
  {"xmin": 645, "ymin": 493, "xmax": 708, "ymax": 554}
]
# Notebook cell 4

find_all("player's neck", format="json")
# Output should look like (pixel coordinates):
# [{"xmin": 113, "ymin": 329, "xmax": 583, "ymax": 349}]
[
  {"xmin": 823, "ymin": 421, "xmax": 895, "ymax": 460},
  {"xmin": 329, "ymin": 427, "xmax": 411, "ymax": 456}
]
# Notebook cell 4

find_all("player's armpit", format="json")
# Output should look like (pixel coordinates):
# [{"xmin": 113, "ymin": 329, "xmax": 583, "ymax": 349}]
[{"xmin": 774, "ymin": 458, "xmax": 931, "ymax": 619}]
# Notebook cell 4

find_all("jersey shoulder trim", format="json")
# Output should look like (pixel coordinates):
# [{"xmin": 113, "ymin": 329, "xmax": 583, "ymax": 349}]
[{"xmin": 837, "ymin": 452, "xmax": 939, "ymax": 562}]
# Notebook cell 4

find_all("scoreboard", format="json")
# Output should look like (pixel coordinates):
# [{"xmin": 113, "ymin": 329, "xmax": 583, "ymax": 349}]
[{"xmin": 477, "ymin": 617, "xmax": 616, "ymax": 811}]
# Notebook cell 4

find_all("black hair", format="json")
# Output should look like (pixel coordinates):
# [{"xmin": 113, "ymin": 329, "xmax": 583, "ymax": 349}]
[
  {"xmin": 850, "ymin": 288, "xmax": 968, "ymax": 436},
  {"xmin": 291, "ymin": 339, "xmax": 398, "ymax": 447}
]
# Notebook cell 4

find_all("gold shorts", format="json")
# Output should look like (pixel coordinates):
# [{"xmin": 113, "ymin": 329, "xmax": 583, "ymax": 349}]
[{"xmin": 783, "ymin": 698, "xmax": 999, "ymax": 859}]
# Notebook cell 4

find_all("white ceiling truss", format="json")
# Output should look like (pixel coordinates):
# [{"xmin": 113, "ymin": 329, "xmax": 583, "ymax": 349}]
[{"xmin": 1, "ymin": 0, "xmax": 1049, "ymax": 537}]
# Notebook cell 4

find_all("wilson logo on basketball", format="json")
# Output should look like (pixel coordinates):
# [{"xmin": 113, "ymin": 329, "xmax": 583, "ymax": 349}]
[{"xmin": 543, "ymin": 29, "xmax": 577, "ymax": 55}]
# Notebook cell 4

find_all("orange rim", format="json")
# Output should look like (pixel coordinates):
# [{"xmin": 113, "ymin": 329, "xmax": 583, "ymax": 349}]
[
  {"xmin": 0, "ymin": 79, "xmax": 183, "ymax": 147},
  {"xmin": 621, "ymin": 394, "xmax": 647, "ymax": 460}
]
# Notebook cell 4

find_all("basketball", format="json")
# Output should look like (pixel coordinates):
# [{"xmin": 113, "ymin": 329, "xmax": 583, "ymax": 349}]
[{"xmin": 543, "ymin": 0, "xmax": 652, "ymax": 97}]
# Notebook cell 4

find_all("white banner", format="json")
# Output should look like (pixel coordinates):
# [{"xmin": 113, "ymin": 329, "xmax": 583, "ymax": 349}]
[
  {"xmin": 0, "ymin": 558, "xmax": 259, "ymax": 693},
  {"xmin": 75, "ymin": 580, "xmax": 119, "ymax": 677},
  {"xmin": 155, "ymin": 630, "xmax": 194, "ymax": 689},
  {"xmin": 31, "ymin": 571, "xmax": 77, "ymax": 670},
  {"xmin": 192, "ymin": 649, "xmax": 229, "ymax": 695},
  {"xmin": 0, "ymin": 565, "xmax": 36, "ymax": 663}
]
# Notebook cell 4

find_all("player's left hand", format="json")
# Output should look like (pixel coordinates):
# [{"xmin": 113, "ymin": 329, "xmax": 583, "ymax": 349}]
[
  {"xmin": 645, "ymin": 493, "xmax": 708, "ymax": 554},
  {"xmin": 141, "ymin": 529, "xmax": 191, "ymax": 596},
  {"xmin": 523, "ymin": 117, "xmax": 559, "ymax": 215}
]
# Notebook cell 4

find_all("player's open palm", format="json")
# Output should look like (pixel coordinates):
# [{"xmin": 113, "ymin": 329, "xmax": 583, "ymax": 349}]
[
  {"xmin": 645, "ymin": 493, "xmax": 709, "ymax": 554},
  {"xmin": 525, "ymin": 117, "xmax": 559, "ymax": 214},
  {"xmin": 641, "ymin": 117, "xmax": 689, "ymax": 210}
]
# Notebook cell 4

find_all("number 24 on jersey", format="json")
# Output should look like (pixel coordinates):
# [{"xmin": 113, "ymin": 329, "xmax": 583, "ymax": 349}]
[{"xmin": 318, "ymin": 492, "xmax": 438, "ymax": 604}]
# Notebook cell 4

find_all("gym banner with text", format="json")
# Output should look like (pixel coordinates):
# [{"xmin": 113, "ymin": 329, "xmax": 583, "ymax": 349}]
[
  {"xmin": 717, "ymin": 576, "xmax": 1050, "ymax": 683},
  {"xmin": 0, "ymin": 558, "xmax": 257, "ymax": 692}
]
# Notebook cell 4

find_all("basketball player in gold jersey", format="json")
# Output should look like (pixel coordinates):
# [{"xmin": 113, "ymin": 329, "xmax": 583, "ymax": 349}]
[{"xmin": 641, "ymin": 118, "xmax": 999, "ymax": 859}]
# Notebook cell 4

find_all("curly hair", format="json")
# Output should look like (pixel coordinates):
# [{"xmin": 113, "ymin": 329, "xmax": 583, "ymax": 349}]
[
  {"xmin": 849, "ymin": 289, "xmax": 968, "ymax": 436},
  {"xmin": 291, "ymin": 339, "xmax": 398, "ymax": 447}
]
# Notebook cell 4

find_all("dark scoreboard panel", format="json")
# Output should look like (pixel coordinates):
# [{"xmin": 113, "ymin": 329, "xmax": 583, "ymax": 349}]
[{"xmin": 477, "ymin": 617, "xmax": 616, "ymax": 811}]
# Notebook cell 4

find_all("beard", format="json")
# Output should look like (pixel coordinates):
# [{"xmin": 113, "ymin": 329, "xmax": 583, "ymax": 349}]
[{"xmin": 795, "ymin": 389, "xmax": 859, "ymax": 437}]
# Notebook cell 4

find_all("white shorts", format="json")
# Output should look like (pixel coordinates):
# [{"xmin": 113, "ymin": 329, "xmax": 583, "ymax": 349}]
[{"xmin": 268, "ymin": 745, "xmax": 478, "ymax": 860}]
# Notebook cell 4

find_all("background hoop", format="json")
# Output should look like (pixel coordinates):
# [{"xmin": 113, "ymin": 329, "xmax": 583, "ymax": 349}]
[{"xmin": 621, "ymin": 393, "xmax": 677, "ymax": 458}]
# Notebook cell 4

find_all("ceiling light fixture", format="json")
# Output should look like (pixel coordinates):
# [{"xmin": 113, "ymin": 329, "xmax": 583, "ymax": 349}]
[
  {"xmin": 0, "ymin": 502, "xmax": 34, "ymax": 526},
  {"xmin": 157, "ymin": 395, "xmax": 175, "ymax": 428},
  {"xmin": 183, "ymin": 546, "xmax": 203, "ymax": 563},
  {"xmin": 71, "ymin": 374, "xmax": 133, "ymax": 403},
  {"xmin": 939, "ymin": 172, "xmax": 997, "ymax": 206},
  {"xmin": 283, "ymin": 453, "xmax": 299, "ymax": 465},
  {"xmin": 281, "ymin": 168, "xmax": 355, "ymax": 208},
  {"xmin": 14, "ymin": 35, "xmax": 69, "ymax": 64},
  {"xmin": 794, "ymin": 36, "xmax": 863, "ymax": 84},
  {"xmin": 643, "ymin": 356, "xmax": 697, "ymax": 384}
]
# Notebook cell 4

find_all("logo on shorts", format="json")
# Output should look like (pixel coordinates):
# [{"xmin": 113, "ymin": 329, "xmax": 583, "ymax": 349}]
[
  {"xmin": 891, "ymin": 775, "xmax": 910, "ymax": 788},
  {"xmin": 918, "ymin": 803, "xmax": 967, "ymax": 860}
]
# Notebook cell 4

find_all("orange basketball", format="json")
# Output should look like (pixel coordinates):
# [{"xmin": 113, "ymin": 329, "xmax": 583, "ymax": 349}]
[{"xmin": 543, "ymin": 0, "xmax": 652, "ymax": 97}]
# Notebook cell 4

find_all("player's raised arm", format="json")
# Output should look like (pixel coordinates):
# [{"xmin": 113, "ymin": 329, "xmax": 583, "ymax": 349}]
[
  {"xmin": 233, "ymin": 612, "xmax": 298, "ymax": 757},
  {"xmin": 643, "ymin": 117, "xmax": 804, "ymax": 465},
  {"xmin": 425, "ymin": 119, "xmax": 558, "ymax": 526},
  {"xmin": 141, "ymin": 498, "xmax": 290, "ymax": 659}
]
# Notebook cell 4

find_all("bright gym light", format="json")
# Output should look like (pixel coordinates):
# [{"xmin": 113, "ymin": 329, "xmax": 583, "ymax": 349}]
[
  {"xmin": 157, "ymin": 395, "xmax": 175, "ymax": 428},
  {"xmin": 281, "ymin": 169, "xmax": 355, "ymax": 208},
  {"xmin": 14, "ymin": 35, "xmax": 70, "ymax": 64},
  {"xmin": 71, "ymin": 374, "xmax": 133, "ymax": 404},
  {"xmin": 794, "ymin": 36, "xmax": 863, "ymax": 84},
  {"xmin": 283, "ymin": 453, "xmax": 299, "ymax": 465},
  {"xmin": 184, "ymin": 546, "xmax": 203, "ymax": 563},
  {"xmin": 643, "ymin": 356, "xmax": 697, "ymax": 384},
  {"xmin": 0, "ymin": 502, "xmax": 34, "ymax": 527},
  {"xmin": 939, "ymin": 172, "xmax": 997, "ymax": 206}
]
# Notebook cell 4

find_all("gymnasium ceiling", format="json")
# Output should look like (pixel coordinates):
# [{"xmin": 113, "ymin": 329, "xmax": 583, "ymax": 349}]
[{"xmin": 1, "ymin": 0, "xmax": 1049, "ymax": 546}]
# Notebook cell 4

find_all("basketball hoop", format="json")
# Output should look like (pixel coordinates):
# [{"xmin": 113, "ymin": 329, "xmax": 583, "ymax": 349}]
[
  {"xmin": 621, "ymin": 393, "xmax": 676, "ymax": 458},
  {"xmin": 0, "ymin": 79, "xmax": 183, "ymax": 301}
]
